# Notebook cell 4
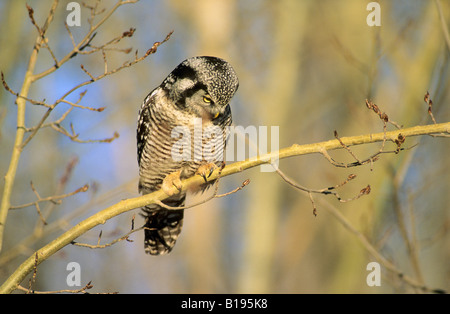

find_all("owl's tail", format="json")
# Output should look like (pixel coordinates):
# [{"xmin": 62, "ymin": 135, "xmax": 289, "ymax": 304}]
[{"xmin": 142, "ymin": 199, "xmax": 184, "ymax": 255}]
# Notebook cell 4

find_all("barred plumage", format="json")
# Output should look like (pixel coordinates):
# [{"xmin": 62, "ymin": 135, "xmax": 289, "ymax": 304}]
[{"xmin": 137, "ymin": 56, "xmax": 238, "ymax": 255}]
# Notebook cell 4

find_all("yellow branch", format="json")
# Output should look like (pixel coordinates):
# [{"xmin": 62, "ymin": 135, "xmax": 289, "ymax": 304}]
[
  {"xmin": 0, "ymin": 0, "xmax": 59, "ymax": 252},
  {"xmin": 0, "ymin": 121, "xmax": 448, "ymax": 294}
]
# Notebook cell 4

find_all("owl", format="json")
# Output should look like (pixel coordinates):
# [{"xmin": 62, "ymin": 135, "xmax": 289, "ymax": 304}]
[{"xmin": 137, "ymin": 56, "xmax": 239, "ymax": 255}]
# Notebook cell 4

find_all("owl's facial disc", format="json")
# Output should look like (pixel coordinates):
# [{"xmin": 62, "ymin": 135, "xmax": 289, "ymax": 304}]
[
  {"xmin": 161, "ymin": 56, "xmax": 238, "ymax": 121},
  {"xmin": 164, "ymin": 56, "xmax": 238, "ymax": 107}
]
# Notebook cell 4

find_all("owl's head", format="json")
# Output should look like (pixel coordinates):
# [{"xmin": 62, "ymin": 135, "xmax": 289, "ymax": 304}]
[{"xmin": 162, "ymin": 56, "xmax": 239, "ymax": 120}]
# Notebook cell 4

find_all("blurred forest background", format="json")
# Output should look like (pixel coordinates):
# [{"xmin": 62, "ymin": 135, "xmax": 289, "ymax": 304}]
[{"xmin": 0, "ymin": 0, "xmax": 449, "ymax": 293}]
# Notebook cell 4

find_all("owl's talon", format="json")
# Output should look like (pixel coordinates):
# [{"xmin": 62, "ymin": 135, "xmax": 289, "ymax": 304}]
[
  {"xmin": 196, "ymin": 163, "xmax": 217, "ymax": 182},
  {"xmin": 162, "ymin": 171, "xmax": 182, "ymax": 196}
]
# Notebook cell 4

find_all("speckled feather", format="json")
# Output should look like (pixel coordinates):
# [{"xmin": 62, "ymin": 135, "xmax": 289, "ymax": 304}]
[{"xmin": 137, "ymin": 56, "xmax": 238, "ymax": 255}]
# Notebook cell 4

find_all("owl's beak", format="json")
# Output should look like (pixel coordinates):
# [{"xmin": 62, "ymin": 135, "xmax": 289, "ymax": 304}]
[{"xmin": 208, "ymin": 106, "xmax": 221, "ymax": 120}]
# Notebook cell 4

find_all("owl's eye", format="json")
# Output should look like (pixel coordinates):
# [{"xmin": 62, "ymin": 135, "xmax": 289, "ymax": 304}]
[{"xmin": 203, "ymin": 95, "xmax": 212, "ymax": 104}]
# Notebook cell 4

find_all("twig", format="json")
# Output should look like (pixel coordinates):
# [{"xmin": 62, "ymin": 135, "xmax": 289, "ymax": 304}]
[
  {"xmin": 27, "ymin": 253, "xmax": 39, "ymax": 294},
  {"xmin": 216, "ymin": 179, "xmax": 251, "ymax": 198},
  {"xmin": 275, "ymin": 168, "xmax": 370, "ymax": 216},
  {"xmin": 334, "ymin": 130, "xmax": 366, "ymax": 165},
  {"xmin": 10, "ymin": 184, "xmax": 89, "ymax": 210},
  {"xmin": 102, "ymin": 50, "xmax": 108, "ymax": 74},
  {"xmin": 20, "ymin": 30, "xmax": 172, "ymax": 147},
  {"xmin": 71, "ymin": 228, "xmax": 141, "ymax": 249},
  {"xmin": 23, "ymin": 107, "xmax": 73, "ymax": 133},
  {"xmin": 64, "ymin": 22, "xmax": 77, "ymax": 49},
  {"xmin": 320, "ymin": 147, "xmax": 375, "ymax": 168},
  {"xmin": 31, "ymin": 0, "xmax": 138, "ymax": 82},
  {"xmin": 0, "ymin": 179, "xmax": 137, "ymax": 269},
  {"xmin": 50, "ymin": 122, "xmax": 120, "ymax": 144},
  {"xmin": 323, "ymin": 102, "xmax": 414, "ymax": 170},
  {"xmin": 308, "ymin": 192, "xmax": 317, "ymax": 217},
  {"xmin": 59, "ymin": 96, "xmax": 104, "ymax": 112},
  {"xmin": 16, "ymin": 281, "xmax": 108, "ymax": 294},
  {"xmin": 71, "ymin": 216, "xmax": 139, "ymax": 249},
  {"xmin": 80, "ymin": 64, "xmax": 96, "ymax": 81},
  {"xmin": 423, "ymin": 91, "xmax": 449, "ymax": 137},
  {"xmin": 366, "ymin": 99, "xmax": 402, "ymax": 129},
  {"xmin": 1, "ymin": 73, "xmax": 51, "ymax": 108},
  {"xmin": 79, "ymin": 27, "xmax": 135, "ymax": 56},
  {"xmin": 424, "ymin": 91, "xmax": 437, "ymax": 124}
]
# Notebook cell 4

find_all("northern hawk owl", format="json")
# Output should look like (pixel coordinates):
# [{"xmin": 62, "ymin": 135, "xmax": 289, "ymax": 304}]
[{"xmin": 137, "ymin": 56, "xmax": 239, "ymax": 255}]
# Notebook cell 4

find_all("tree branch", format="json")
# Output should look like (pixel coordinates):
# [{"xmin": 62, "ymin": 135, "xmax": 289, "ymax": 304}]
[
  {"xmin": 0, "ymin": 121, "xmax": 448, "ymax": 294},
  {"xmin": 0, "ymin": 0, "xmax": 59, "ymax": 253}
]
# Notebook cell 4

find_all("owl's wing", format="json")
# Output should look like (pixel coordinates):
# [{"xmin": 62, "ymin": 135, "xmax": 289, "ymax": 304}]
[{"xmin": 136, "ymin": 88, "xmax": 157, "ymax": 166}]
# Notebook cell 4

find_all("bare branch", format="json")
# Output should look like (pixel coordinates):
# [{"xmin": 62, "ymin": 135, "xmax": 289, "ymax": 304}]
[
  {"xmin": 366, "ymin": 99, "xmax": 402, "ymax": 129},
  {"xmin": 31, "ymin": 0, "xmax": 138, "ymax": 82},
  {"xmin": 321, "ymin": 99, "xmax": 418, "ymax": 170},
  {"xmin": 28, "ymin": 253, "xmax": 39, "ymax": 294},
  {"xmin": 20, "ymin": 30, "xmax": 173, "ymax": 148},
  {"xmin": 16, "ymin": 281, "xmax": 110, "ymax": 294},
  {"xmin": 71, "ymin": 216, "xmax": 139, "ymax": 249},
  {"xmin": 1, "ymin": 72, "xmax": 52, "ymax": 108},
  {"xmin": 216, "ymin": 179, "xmax": 251, "ymax": 198},
  {"xmin": 80, "ymin": 64, "xmax": 96, "ymax": 81},
  {"xmin": 423, "ymin": 91, "xmax": 449, "ymax": 137},
  {"xmin": 10, "ymin": 184, "xmax": 89, "ymax": 211},
  {"xmin": 72, "ymin": 226, "xmax": 142, "ymax": 250},
  {"xmin": 424, "ymin": 91, "xmax": 437, "ymax": 124},
  {"xmin": 25, "ymin": 4, "xmax": 42, "ymax": 37},
  {"xmin": 275, "ymin": 168, "xmax": 370, "ymax": 216},
  {"xmin": 79, "ymin": 27, "xmax": 136, "ymax": 56}
]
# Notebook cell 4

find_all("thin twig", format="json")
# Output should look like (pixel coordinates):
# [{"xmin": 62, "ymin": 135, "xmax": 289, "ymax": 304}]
[
  {"xmin": 216, "ymin": 179, "xmax": 251, "ymax": 198},
  {"xmin": 366, "ymin": 99, "xmax": 402, "ymax": 129},
  {"xmin": 16, "ymin": 281, "xmax": 111, "ymax": 294},
  {"xmin": 275, "ymin": 168, "xmax": 371, "ymax": 216},
  {"xmin": 71, "ymin": 216, "xmax": 139, "ymax": 249},
  {"xmin": 27, "ymin": 253, "xmax": 39, "ymax": 294},
  {"xmin": 10, "ymin": 184, "xmax": 89, "ymax": 210},
  {"xmin": 423, "ymin": 91, "xmax": 449, "ymax": 137},
  {"xmin": 32, "ymin": 0, "xmax": 138, "ymax": 82},
  {"xmin": 20, "ymin": 30, "xmax": 173, "ymax": 147},
  {"xmin": 334, "ymin": 130, "xmax": 365, "ymax": 164},
  {"xmin": 424, "ymin": 91, "xmax": 437, "ymax": 124}
]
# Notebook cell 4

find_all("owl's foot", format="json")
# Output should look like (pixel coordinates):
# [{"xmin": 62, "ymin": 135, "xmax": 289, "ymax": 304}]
[
  {"xmin": 196, "ymin": 162, "xmax": 218, "ymax": 182},
  {"xmin": 162, "ymin": 170, "xmax": 182, "ymax": 196}
]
